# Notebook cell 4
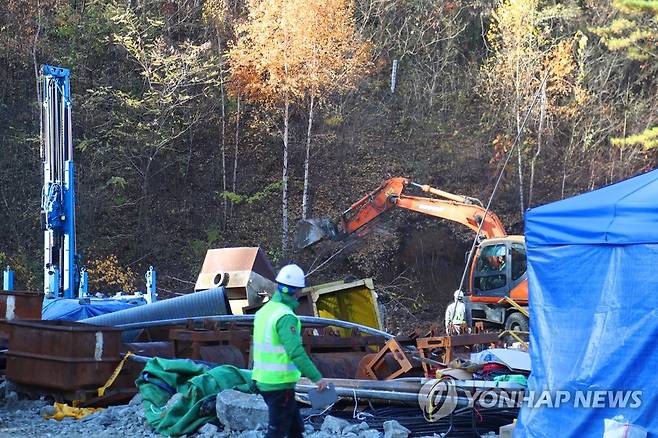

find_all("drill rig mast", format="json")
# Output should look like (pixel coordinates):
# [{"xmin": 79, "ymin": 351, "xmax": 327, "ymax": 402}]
[{"xmin": 40, "ymin": 65, "xmax": 79, "ymax": 298}]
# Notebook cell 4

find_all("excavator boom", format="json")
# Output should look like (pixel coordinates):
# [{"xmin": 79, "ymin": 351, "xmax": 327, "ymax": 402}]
[{"xmin": 296, "ymin": 177, "xmax": 507, "ymax": 248}]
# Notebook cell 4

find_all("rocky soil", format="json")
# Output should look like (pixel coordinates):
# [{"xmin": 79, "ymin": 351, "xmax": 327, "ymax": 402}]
[
  {"xmin": 0, "ymin": 388, "xmax": 497, "ymax": 438},
  {"xmin": 0, "ymin": 393, "xmax": 157, "ymax": 438}
]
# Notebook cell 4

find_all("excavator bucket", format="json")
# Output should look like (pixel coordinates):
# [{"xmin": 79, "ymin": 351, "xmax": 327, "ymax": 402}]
[{"xmin": 295, "ymin": 218, "xmax": 340, "ymax": 249}]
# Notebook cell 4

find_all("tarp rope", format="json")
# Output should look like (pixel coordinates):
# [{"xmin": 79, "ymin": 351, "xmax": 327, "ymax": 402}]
[
  {"xmin": 457, "ymin": 72, "xmax": 550, "ymax": 293},
  {"xmin": 98, "ymin": 351, "xmax": 134, "ymax": 397}
]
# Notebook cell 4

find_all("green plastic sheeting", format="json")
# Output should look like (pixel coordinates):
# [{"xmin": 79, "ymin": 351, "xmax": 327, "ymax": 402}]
[
  {"xmin": 136, "ymin": 357, "xmax": 254, "ymax": 436},
  {"xmin": 493, "ymin": 374, "xmax": 528, "ymax": 386}
]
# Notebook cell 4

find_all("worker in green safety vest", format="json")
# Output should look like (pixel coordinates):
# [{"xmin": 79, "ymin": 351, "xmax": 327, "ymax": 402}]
[{"xmin": 252, "ymin": 263, "xmax": 327, "ymax": 438}]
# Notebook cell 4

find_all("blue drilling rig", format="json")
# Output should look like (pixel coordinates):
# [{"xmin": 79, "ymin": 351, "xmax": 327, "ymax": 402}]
[
  {"xmin": 40, "ymin": 65, "xmax": 79, "ymax": 299},
  {"xmin": 36, "ymin": 65, "xmax": 156, "ymax": 308}
]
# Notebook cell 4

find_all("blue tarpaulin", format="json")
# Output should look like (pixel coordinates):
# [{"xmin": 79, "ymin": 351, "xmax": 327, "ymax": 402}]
[
  {"xmin": 516, "ymin": 169, "xmax": 658, "ymax": 437},
  {"xmin": 42, "ymin": 297, "xmax": 146, "ymax": 321}
]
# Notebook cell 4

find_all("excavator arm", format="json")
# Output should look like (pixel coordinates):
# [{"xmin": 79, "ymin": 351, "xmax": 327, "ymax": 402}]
[{"xmin": 296, "ymin": 177, "xmax": 507, "ymax": 248}]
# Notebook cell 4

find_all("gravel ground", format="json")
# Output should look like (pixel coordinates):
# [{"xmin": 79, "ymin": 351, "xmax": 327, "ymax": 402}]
[
  {"xmin": 0, "ymin": 388, "xmax": 429, "ymax": 438},
  {"xmin": 0, "ymin": 393, "xmax": 303, "ymax": 438},
  {"xmin": 0, "ymin": 394, "xmax": 160, "ymax": 438}
]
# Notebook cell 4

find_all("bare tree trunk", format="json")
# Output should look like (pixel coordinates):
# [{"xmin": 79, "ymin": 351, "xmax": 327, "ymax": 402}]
[
  {"xmin": 232, "ymin": 94, "xmax": 241, "ymax": 194},
  {"xmin": 561, "ymin": 133, "xmax": 574, "ymax": 199},
  {"xmin": 515, "ymin": 57, "xmax": 525, "ymax": 217},
  {"xmin": 516, "ymin": 118, "xmax": 525, "ymax": 215},
  {"xmin": 302, "ymin": 94, "xmax": 315, "ymax": 220},
  {"xmin": 33, "ymin": 0, "xmax": 42, "ymax": 135},
  {"xmin": 217, "ymin": 33, "xmax": 227, "ymax": 228},
  {"xmin": 589, "ymin": 156, "xmax": 596, "ymax": 190},
  {"xmin": 281, "ymin": 97, "xmax": 290, "ymax": 256},
  {"xmin": 528, "ymin": 80, "xmax": 546, "ymax": 207},
  {"xmin": 139, "ymin": 161, "xmax": 153, "ymax": 254}
]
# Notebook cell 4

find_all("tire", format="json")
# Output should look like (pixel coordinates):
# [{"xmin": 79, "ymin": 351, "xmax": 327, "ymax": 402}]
[{"xmin": 504, "ymin": 312, "xmax": 529, "ymax": 342}]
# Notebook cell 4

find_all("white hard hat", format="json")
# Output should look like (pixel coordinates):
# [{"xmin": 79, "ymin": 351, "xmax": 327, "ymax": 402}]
[
  {"xmin": 275, "ymin": 264, "xmax": 306, "ymax": 289},
  {"xmin": 454, "ymin": 289, "xmax": 464, "ymax": 300}
]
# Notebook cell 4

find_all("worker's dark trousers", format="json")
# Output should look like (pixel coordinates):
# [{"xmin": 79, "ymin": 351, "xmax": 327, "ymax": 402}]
[{"xmin": 261, "ymin": 388, "xmax": 304, "ymax": 438}]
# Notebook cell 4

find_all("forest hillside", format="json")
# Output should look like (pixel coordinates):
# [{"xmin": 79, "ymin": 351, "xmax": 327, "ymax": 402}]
[{"xmin": 1, "ymin": 0, "xmax": 656, "ymax": 330}]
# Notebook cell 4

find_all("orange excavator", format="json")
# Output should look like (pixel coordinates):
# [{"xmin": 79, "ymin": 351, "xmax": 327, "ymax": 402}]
[{"xmin": 296, "ymin": 177, "xmax": 529, "ymax": 332}]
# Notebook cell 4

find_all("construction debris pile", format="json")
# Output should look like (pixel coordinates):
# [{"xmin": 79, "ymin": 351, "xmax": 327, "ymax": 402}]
[
  {"xmin": 0, "ymin": 247, "xmax": 529, "ymax": 437},
  {"xmin": 0, "ymin": 390, "xmax": 156, "ymax": 437},
  {"xmin": 8, "ymin": 165, "xmax": 658, "ymax": 437}
]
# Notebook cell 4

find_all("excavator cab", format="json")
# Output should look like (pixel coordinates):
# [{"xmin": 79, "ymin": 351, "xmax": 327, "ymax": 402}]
[
  {"xmin": 473, "ymin": 243, "xmax": 508, "ymax": 293},
  {"xmin": 467, "ymin": 236, "xmax": 528, "ymax": 330},
  {"xmin": 470, "ymin": 237, "xmax": 527, "ymax": 300}
]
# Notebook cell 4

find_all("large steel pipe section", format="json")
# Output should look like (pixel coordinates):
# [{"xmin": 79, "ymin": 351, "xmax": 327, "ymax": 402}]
[{"xmin": 80, "ymin": 287, "xmax": 229, "ymax": 327}]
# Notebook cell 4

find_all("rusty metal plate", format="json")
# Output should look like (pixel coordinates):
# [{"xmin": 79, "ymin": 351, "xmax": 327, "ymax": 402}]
[
  {"xmin": 6, "ymin": 320, "xmax": 122, "ymax": 391},
  {"xmin": 311, "ymin": 352, "xmax": 368, "ymax": 379},
  {"xmin": 0, "ymin": 291, "xmax": 43, "ymax": 338},
  {"xmin": 360, "ymin": 339, "xmax": 422, "ymax": 380},
  {"xmin": 0, "ymin": 291, "xmax": 42, "ymax": 320}
]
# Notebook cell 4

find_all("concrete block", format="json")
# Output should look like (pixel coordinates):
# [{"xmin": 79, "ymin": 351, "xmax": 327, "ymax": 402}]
[
  {"xmin": 383, "ymin": 420, "xmax": 410, "ymax": 438},
  {"xmin": 216, "ymin": 389, "xmax": 268, "ymax": 431}
]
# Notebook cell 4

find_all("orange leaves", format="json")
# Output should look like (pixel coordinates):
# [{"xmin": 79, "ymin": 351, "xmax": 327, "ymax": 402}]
[
  {"xmin": 228, "ymin": 0, "xmax": 370, "ymax": 104},
  {"xmin": 545, "ymin": 41, "xmax": 576, "ymax": 95},
  {"xmin": 490, "ymin": 134, "xmax": 512, "ymax": 164}
]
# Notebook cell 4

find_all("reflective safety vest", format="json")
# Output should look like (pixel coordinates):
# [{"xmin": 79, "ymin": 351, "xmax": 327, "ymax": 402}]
[{"xmin": 252, "ymin": 300, "xmax": 302, "ymax": 384}]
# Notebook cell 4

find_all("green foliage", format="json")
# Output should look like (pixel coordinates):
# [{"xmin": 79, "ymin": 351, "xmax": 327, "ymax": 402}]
[
  {"xmin": 592, "ymin": 0, "xmax": 658, "ymax": 61},
  {"xmin": 615, "ymin": 0, "xmax": 658, "ymax": 12},
  {"xmin": 107, "ymin": 176, "xmax": 128, "ymax": 190},
  {"xmin": 267, "ymin": 247, "xmax": 283, "ymax": 266},
  {"xmin": 189, "ymin": 224, "xmax": 222, "ymax": 263},
  {"xmin": 612, "ymin": 126, "xmax": 658, "ymax": 149},
  {"xmin": 593, "ymin": 0, "xmax": 657, "ymax": 153},
  {"xmin": 324, "ymin": 115, "xmax": 344, "ymax": 127},
  {"xmin": 222, "ymin": 181, "xmax": 283, "ymax": 205}
]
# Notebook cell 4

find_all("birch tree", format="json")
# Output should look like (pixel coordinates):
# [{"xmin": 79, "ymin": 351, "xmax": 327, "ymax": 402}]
[
  {"xmin": 481, "ymin": 0, "xmax": 543, "ymax": 215},
  {"xmin": 296, "ymin": 0, "xmax": 370, "ymax": 219},
  {"xmin": 228, "ymin": 0, "xmax": 307, "ymax": 255}
]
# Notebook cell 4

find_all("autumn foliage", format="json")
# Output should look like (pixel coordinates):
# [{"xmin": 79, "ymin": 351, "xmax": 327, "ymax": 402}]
[
  {"xmin": 229, "ymin": 0, "xmax": 370, "ymax": 251},
  {"xmin": 0, "ymin": 0, "xmax": 655, "ymax": 314}
]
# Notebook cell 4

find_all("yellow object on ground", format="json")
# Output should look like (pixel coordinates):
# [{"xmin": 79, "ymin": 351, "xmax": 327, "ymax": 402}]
[
  {"xmin": 98, "ymin": 351, "xmax": 133, "ymax": 397},
  {"xmin": 42, "ymin": 402, "xmax": 103, "ymax": 421}
]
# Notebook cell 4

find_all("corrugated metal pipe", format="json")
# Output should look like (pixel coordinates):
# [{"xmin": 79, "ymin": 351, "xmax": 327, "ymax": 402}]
[{"xmin": 79, "ymin": 287, "xmax": 229, "ymax": 327}]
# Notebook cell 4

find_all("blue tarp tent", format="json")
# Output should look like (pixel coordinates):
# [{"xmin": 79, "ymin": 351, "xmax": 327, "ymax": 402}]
[{"xmin": 516, "ymin": 169, "xmax": 658, "ymax": 437}]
